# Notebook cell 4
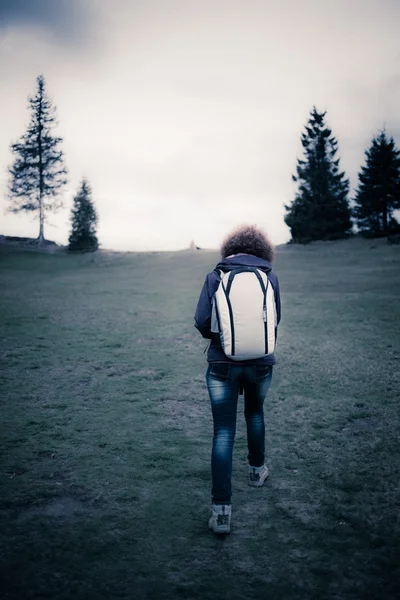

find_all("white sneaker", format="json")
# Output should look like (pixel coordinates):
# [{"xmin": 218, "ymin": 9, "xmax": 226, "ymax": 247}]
[
  {"xmin": 208, "ymin": 503, "xmax": 231, "ymax": 534},
  {"xmin": 249, "ymin": 464, "xmax": 269, "ymax": 487}
]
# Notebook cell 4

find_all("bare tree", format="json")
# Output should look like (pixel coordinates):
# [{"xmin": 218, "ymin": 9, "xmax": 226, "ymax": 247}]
[{"xmin": 7, "ymin": 75, "xmax": 67, "ymax": 243}]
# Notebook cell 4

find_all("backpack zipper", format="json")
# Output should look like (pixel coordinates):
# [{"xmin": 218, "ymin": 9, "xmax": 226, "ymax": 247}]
[
  {"xmin": 220, "ymin": 278, "xmax": 235, "ymax": 356},
  {"xmin": 264, "ymin": 279, "xmax": 269, "ymax": 354}
]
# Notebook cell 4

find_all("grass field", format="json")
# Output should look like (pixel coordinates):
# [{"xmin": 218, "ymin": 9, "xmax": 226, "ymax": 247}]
[{"xmin": 0, "ymin": 237, "xmax": 399, "ymax": 600}]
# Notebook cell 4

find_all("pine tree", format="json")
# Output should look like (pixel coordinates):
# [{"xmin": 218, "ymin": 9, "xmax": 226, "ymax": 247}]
[
  {"xmin": 285, "ymin": 107, "xmax": 352, "ymax": 243},
  {"xmin": 353, "ymin": 131, "xmax": 400, "ymax": 237},
  {"xmin": 68, "ymin": 180, "xmax": 98, "ymax": 252},
  {"xmin": 7, "ymin": 75, "xmax": 67, "ymax": 243}
]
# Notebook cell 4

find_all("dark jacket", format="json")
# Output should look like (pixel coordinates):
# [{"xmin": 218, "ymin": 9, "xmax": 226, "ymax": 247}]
[{"xmin": 194, "ymin": 254, "xmax": 281, "ymax": 365}]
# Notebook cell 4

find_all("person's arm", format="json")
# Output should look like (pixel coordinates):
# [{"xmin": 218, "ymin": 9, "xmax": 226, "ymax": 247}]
[
  {"xmin": 194, "ymin": 271, "xmax": 221, "ymax": 338},
  {"xmin": 274, "ymin": 276, "xmax": 281, "ymax": 325},
  {"xmin": 194, "ymin": 276, "xmax": 213, "ymax": 339}
]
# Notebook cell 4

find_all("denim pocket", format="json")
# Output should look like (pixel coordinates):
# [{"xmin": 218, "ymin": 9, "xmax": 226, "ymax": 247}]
[
  {"xmin": 208, "ymin": 362, "xmax": 231, "ymax": 382},
  {"xmin": 254, "ymin": 365, "xmax": 271, "ymax": 383}
]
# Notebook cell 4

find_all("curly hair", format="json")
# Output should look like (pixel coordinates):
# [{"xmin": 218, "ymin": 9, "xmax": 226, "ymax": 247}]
[{"xmin": 220, "ymin": 224, "xmax": 275, "ymax": 262}]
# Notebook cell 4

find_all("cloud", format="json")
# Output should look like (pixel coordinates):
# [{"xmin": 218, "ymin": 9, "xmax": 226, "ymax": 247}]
[
  {"xmin": 0, "ymin": 0, "xmax": 91, "ymax": 44},
  {"xmin": 1, "ymin": 0, "xmax": 399, "ymax": 250}
]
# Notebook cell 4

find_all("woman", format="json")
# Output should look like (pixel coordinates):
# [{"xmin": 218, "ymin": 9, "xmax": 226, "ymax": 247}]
[{"xmin": 194, "ymin": 225, "xmax": 281, "ymax": 534}]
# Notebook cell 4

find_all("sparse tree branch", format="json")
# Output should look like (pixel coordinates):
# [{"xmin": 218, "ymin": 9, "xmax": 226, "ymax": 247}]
[{"xmin": 7, "ymin": 74, "xmax": 68, "ymax": 243}]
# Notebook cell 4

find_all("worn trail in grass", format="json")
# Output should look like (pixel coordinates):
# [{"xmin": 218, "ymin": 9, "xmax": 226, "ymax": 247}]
[{"xmin": 0, "ymin": 238, "xmax": 399, "ymax": 599}]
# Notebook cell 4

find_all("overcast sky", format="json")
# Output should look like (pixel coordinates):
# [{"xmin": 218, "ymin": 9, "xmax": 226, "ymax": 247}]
[{"xmin": 1, "ymin": 0, "xmax": 399, "ymax": 250}]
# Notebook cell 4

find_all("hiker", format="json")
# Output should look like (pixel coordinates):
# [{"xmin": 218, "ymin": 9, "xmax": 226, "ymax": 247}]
[{"xmin": 194, "ymin": 225, "xmax": 281, "ymax": 534}]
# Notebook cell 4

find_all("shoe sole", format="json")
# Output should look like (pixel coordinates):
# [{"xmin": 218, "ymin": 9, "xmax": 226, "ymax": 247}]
[
  {"xmin": 209, "ymin": 525, "xmax": 230, "ymax": 534},
  {"xmin": 249, "ymin": 472, "xmax": 269, "ymax": 487},
  {"xmin": 208, "ymin": 519, "xmax": 230, "ymax": 535}
]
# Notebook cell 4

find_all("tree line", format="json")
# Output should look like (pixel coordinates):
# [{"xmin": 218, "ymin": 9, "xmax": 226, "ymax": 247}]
[
  {"xmin": 285, "ymin": 107, "xmax": 400, "ymax": 242},
  {"xmin": 6, "ymin": 76, "xmax": 400, "ymax": 249}
]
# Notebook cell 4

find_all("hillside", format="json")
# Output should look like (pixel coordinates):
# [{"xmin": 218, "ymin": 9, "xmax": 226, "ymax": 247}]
[{"xmin": 0, "ymin": 237, "xmax": 399, "ymax": 600}]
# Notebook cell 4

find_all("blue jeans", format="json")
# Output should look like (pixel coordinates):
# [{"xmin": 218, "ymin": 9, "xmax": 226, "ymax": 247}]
[{"xmin": 206, "ymin": 363, "xmax": 273, "ymax": 505}]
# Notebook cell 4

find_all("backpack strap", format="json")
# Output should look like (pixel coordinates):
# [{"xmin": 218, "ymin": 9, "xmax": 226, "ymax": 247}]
[{"xmin": 223, "ymin": 266, "xmax": 267, "ymax": 297}]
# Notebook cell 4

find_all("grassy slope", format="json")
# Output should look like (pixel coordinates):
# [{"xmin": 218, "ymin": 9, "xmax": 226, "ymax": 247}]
[{"xmin": 0, "ymin": 238, "xmax": 399, "ymax": 600}]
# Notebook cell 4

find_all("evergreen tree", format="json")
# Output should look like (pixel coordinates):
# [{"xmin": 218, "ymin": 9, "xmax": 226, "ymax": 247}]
[
  {"xmin": 285, "ymin": 107, "xmax": 352, "ymax": 243},
  {"xmin": 7, "ymin": 75, "xmax": 67, "ymax": 242},
  {"xmin": 353, "ymin": 131, "xmax": 400, "ymax": 236},
  {"xmin": 68, "ymin": 179, "xmax": 98, "ymax": 252}
]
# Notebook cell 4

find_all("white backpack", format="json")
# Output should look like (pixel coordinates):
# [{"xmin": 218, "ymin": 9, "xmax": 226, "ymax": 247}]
[{"xmin": 211, "ymin": 267, "xmax": 277, "ymax": 361}]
